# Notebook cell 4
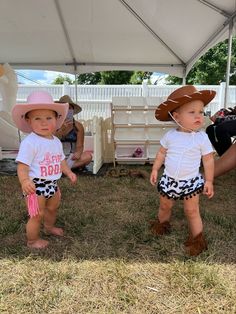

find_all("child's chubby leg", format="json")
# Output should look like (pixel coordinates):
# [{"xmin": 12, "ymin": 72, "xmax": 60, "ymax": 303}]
[
  {"xmin": 43, "ymin": 190, "xmax": 64, "ymax": 236},
  {"xmin": 158, "ymin": 195, "xmax": 174, "ymax": 223},
  {"xmin": 150, "ymin": 195, "xmax": 174, "ymax": 235},
  {"xmin": 183, "ymin": 195, "xmax": 207, "ymax": 256},
  {"xmin": 26, "ymin": 196, "xmax": 49, "ymax": 249},
  {"xmin": 183, "ymin": 195, "xmax": 203, "ymax": 237}
]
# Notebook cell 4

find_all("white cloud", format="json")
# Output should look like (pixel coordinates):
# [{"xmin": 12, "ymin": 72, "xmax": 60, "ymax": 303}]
[{"xmin": 43, "ymin": 71, "xmax": 74, "ymax": 84}]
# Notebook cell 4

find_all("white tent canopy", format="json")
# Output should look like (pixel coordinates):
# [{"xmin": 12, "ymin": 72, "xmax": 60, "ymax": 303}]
[{"xmin": 0, "ymin": 0, "xmax": 235, "ymax": 78}]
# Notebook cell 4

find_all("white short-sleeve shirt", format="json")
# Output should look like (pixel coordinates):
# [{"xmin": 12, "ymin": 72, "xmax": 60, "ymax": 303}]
[
  {"xmin": 160, "ymin": 129, "xmax": 213, "ymax": 180},
  {"xmin": 16, "ymin": 132, "xmax": 65, "ymax": 180}
]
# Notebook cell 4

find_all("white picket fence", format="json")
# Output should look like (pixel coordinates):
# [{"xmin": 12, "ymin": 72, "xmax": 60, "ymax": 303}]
[{"xmin": 17, "ymin": 82, "xmax": 236, "ymax": 120}]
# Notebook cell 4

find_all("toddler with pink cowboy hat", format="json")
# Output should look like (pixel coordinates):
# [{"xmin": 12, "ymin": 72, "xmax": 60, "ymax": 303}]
[
  {"xmin": 12, "ymin": 91, "xmax": 77, "ymax": 249},
  {"xmin": 150, "ymin": 85, "xmax": 216, "ymax": 256}
]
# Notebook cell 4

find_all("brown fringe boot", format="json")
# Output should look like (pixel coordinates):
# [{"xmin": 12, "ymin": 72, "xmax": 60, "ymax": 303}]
[
  {"xmin": 184, "ymin": 234, "xmax": 193, "ymax": 246},
  {"xmin": 184, "ymin": 232, "xmax": 208, "ymax": 256},
  {"xmin": 150, "ymin": 220, "xmax": 171, "ymax": 236}
]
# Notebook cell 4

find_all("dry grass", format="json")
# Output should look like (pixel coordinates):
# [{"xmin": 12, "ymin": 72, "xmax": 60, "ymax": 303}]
[{"xmin": 0, "ymin": 165, "xmax": 235, "ymax": 313}]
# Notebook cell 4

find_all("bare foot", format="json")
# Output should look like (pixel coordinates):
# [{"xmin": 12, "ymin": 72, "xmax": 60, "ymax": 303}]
[
  {"xmin": 44, "ymin": 227, "xmax": 64, "ymax": 236},
  {"xmin": 27, "ymin": 238, "xmax": 49, "ymax": 249}
]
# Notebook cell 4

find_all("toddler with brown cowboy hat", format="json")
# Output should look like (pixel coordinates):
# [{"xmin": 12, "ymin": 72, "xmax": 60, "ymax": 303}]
[{"xmin": 150, "ymin": 85, "xmax": 216, "ymax": 256}]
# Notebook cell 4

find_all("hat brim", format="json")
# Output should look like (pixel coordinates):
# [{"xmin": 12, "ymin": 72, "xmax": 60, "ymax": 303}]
[
  {"xmin": 12, "ymin": 102, "xmax": 69, "ymax": 133},
  {"xmin": 155, "ymin": 90, "xmax": 216, "ymax": 121},
  {"xmin": 55, "ymin": 100, "xmax": 82, "ymax": 114}
]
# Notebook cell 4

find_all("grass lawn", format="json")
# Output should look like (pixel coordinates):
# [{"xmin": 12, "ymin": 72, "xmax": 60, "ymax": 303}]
[{"xmin": 0, "ymin": 165, "xmax": 235, "ymax": 313}]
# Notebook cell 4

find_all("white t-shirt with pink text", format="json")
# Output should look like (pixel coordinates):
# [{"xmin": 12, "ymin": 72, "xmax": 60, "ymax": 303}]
[
  {"xmin": 160, "ymin": 129, "xmax": 213, "ymax": 180},
  {"xmin": 16, "ymin": 132, "xmax": 65, "ymax": 180}
]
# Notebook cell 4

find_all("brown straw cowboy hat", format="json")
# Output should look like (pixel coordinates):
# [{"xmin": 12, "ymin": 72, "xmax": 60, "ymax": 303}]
[
  {"xmin": 56, "ymin": 95, "xmax": 82, "ymax": 114},
  {"xmin": 155, "ymin": 85, "xmax": 216, "ymax": 121}
]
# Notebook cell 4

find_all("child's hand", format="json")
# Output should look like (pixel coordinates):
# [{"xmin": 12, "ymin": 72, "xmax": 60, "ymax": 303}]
[
  {"xmin": 22, "ymin": 178, "xmax": 36, "ymax": 195},
  {"xmin": 150, "ymin": 169, "xmax": 158, "ymax": 186},
  {"xmin": 203, "ymin": 181, "xmax": 214, "ymax": 198},
  {"xmin": 67, "ymin": 171, "xmax": 77, "ymax": 184}
]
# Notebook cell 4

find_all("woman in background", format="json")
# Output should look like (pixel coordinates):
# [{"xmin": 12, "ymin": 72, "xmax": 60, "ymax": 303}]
[{"xmin": 55, "ymin": 95, "xmax": 92, "ymax": 170}]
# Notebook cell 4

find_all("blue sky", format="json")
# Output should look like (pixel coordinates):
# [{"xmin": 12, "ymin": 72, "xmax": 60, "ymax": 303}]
[
  {"xmin": 16, "ymin": 70, "xmax": 74, "ymax": 85},
  {"xmin": 16, "ymin": 70, "xmax": 167, "ymax": 85}
]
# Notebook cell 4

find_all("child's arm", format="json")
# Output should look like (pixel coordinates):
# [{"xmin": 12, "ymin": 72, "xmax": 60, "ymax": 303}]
[
  {"xmin": 202, "ymin": 152, "xmax": 214, "ymax": 198},
  {"xmin": 17, "ymin": 162, "xmax": 35, "ymax": 195},
  {"xmin": 61, "ymin": 160, "xmax": 77, "ymax": 183},
  {"xmin": 150, "ymin": 146, "xmax": 167, "ymax": 186}
]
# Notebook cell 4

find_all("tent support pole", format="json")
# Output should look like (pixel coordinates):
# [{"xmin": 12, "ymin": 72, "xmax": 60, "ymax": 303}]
[
  {"xmin": 73, "ymin": 62, "xmax": 78, "ymax": 104},
  {"xmin": 224, "ymin": 19, "xmax": 234, "ymax": 108},
  {"xmin": 182, "ymin": 68, "xmax": 186, "ymax": 85},
  {"xmin": 74, "ymin": 73, "xmax": 78, "ymax": 104}
]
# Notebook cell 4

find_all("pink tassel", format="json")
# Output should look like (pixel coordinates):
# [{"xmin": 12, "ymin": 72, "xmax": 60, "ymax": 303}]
[{"xmin": 27, "ymin": 193, "xmax": 39, "ymax": 218}]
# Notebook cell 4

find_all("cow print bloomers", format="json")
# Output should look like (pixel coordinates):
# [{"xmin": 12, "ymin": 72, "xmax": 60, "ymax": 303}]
[
  {"xmin": 32, "ymin": 178, "xmax": 58, "ymax": 199},
  {"xmin": 157, "ymin": 173, "xmax": 204, "ymax": 200}
]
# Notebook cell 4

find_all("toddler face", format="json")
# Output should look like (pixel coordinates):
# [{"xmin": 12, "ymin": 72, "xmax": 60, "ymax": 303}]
[
  {"xmin": 173, "ymin": 100, "xmax": 205, "ymax": 132},
  {"xmin": 26, "ymin": 109, "xmax": 57, "ymax": 138}
]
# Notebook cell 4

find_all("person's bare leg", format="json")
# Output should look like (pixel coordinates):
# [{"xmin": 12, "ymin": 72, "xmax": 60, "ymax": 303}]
[
  {"xmin": 43, "ymin": 191, "xmax": 63, "ymax": 236},
  {"xmin": 26, "ymin": 196, "xmax": 49, "ymax": 249},
  {"xmin": 214, "ymin": 143, "xmax": 236, "ymax": 177},
  {"xmin": 150, "ymin": 195, "xmax": 174, "ymax": 235},
  {"xmin": 158, "ymin": 195, "xmax": 174, "ymax": 223},
  {"xmin": 71, "ymin": 151, "xmax": 92, "ymax": 169},
  {"xmin": 184, "ymin": 195, "xmax": 202, "ymax": 237},
  {"xmin": 183, "ymin": 195, "xmax": 207, "ymax": 256}
]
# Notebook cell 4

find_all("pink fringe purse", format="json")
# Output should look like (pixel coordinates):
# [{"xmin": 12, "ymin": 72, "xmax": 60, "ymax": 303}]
[
  {"xmin": 26, "ymin": 187, "xmax": 61, "ymax": 218},
  {"xmin": 27, "ymin": 193, "xmax": 39, "ymax": 218}
]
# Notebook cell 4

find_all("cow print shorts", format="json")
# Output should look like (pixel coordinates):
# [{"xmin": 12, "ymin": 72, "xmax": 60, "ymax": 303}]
[
  {"xmin": 32, "ymin": 178, "xmax": 58, "ymax": 199},
  {"xmin": 157, "ymin": 173, "xmax": 204, "ymax": 200}
]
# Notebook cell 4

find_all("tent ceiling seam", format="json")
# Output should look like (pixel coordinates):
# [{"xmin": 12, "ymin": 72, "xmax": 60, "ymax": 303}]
[
  {"xmin": 196, "ymin": 0, "xmax": 231, "ymax": 17},
  {"xmin": 118, "ymin": 0, "xmax": 186, "ymax": 66},
  {"xmin": 54, "ymin": 0, "xmax": 77, "ymax": 71},
  {"xmin": 10, "ymin": 62, "xmax": 184, "ymax": 68}
]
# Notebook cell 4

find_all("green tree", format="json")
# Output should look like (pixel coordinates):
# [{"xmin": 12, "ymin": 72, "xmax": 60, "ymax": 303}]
[
  {"xmin": 130, "ymin": 71, "xmax": 152, "ymax": 84},
  {"xmin": 166, "ymin": 38, "xmax": 236, "ymax": 85},
  {"xmin": 76, "ymin": 72, "xmax": 101, "ymax": 85},
  {"xmin": 52, "ymin": 74, "xmax": 73, "ymax": 85},
  {"xmin": 52, "ymin": 70, "xmax": 153, "ymax": 85},
  {"xmin": 100, "ymin": 71, "xmax": 133, "ymax": 84}
]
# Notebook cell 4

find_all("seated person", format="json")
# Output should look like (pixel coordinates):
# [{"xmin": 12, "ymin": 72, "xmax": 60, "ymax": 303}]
[
  {"xmin": 55, "ymin": 95, "xmax": 92, "ymax": 170},
  {"xmin": 214, "ymin": 142, "xmax": 236, "ymax": 177},
  {"xmin": 206, "ymin": 107, "xmax": 236, "ymax": 156}
]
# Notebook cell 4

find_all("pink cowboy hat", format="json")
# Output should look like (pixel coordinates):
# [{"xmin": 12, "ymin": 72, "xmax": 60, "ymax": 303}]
[
  {"xmin": 12, "ymin": 91, "xmax": 69, "ymax": 133},
  {"xmin": 155, "ymin": 85, "xmax": 216, "ymax": 121}
]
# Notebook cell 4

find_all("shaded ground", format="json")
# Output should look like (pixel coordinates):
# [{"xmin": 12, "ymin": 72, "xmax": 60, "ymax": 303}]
[{"xmin": 0, "ymin": 159, "xmax": 17, "ymax": 176}]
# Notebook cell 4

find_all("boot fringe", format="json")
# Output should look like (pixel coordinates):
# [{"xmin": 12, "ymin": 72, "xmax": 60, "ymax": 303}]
[
  {"xmin": 150, "ymin": 220, "xmax": 171, "ymax": 236},
  {"xmin": 184, "ymin": 232, "xmax": 208, "ymax": 256}
]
